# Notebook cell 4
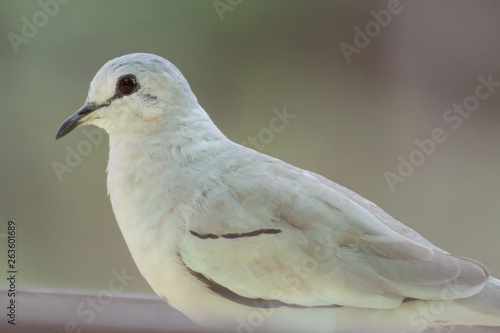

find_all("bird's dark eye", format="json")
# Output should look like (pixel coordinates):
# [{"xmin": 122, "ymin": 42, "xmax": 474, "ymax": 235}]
[{"xmin": 118, "ymin": 75, "xmax": 138, "ymax": 95}]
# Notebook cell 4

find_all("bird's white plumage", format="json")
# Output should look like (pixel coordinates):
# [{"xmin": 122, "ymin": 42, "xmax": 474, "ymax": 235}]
[{"xmin": 57, "ymin": 53, "xmax": 500, "ymax": 332}]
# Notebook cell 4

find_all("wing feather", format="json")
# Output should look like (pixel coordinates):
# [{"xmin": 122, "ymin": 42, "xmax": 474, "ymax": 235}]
[{"xmin": 179, "ymin": 152, "xmax": 488, "ymax": 309}]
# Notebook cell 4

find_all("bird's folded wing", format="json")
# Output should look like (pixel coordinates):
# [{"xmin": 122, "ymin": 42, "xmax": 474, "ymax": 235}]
[{"xmin": 179, "ymin": 158, "xmax": 488, "ymax": 310}]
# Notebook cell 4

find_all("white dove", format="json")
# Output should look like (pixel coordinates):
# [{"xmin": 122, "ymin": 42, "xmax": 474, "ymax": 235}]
[{"xmin": 56, "ymin": 53, "xmax": 500, "ymax": 333}]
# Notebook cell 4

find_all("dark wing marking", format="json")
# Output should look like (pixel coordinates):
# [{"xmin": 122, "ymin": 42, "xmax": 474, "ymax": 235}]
[
  {"xmin": 189, "ymin": 228, "xmax": 282, "ymax": 240},
  {"xmin": 185, "ymin": 266, "xmax": 342, "ymax": 309}
]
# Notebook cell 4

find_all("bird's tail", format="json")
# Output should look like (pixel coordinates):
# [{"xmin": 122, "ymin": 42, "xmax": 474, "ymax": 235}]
[
  {"xmin": 422, "ymin": 277, "xmax": 500, "ymax": 329},
  {"xmin": 451, "ymin": 277, "xmax": 500, "ymax": 325},
  {"xmin": 387, "ymin": 277, "xmax": 500, "ymax": 331}
]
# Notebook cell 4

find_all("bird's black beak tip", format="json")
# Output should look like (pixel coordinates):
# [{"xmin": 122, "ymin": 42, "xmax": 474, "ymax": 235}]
[
  {"xmin": 55, "ymin": 103, "xmax": 100, "ymax": 141},
  {"xmin": 55, "ymin": 116, "xmax": 79, "ymax": 141}
]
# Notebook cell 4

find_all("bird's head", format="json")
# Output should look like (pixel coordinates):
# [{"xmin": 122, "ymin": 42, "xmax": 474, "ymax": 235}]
[{"xmin": 56, "ymin": 53, "xmax": 198, "ymax": 139}]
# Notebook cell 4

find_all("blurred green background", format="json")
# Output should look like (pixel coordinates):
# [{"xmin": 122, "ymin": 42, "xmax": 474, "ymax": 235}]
[{"xmin": 0, "ymin": 0, "xmax": 499, "ymax": 298}]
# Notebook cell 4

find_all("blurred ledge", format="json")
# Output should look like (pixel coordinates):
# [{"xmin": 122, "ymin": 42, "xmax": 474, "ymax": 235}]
[
  {"xmin": 0, "ymin": 287, "xmax": 206, "ymax": 332},
  {"xmin": 0, "ymin": 288, "xmax": 497, "ymax": 332}
]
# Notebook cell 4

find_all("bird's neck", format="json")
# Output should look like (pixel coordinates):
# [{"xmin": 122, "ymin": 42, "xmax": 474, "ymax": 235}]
[
  {"xmin": 105, "ymin": 111, "xmax": 229, "ymax": 235},
  {"xmin": 108, "ymin": 109, "xmax": 227, "ymax": 168}
]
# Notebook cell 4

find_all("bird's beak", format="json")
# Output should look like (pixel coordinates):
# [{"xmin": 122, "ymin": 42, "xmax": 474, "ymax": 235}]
[{"xmin": 56, "ymin": 103, "xmax": 101, "ymax": 140}]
